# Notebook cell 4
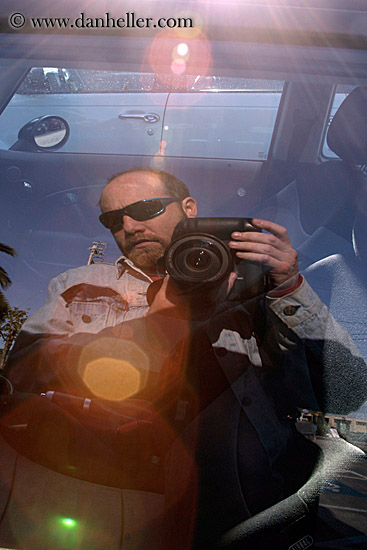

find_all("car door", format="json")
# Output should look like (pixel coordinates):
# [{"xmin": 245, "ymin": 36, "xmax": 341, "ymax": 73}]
[
  {"xmin": 0, "ymin": 68, "xmax": 166, "ymax": 155},
  {"xmin": 163, "ymin": 76, "xmax": 282, "ymax": 162}
]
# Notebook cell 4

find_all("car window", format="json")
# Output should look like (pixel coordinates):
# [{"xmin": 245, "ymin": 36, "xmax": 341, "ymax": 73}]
[
  {"xmin": 0, "ymin": 2, "xmax": 367, "ymax": 549},
  {"xmin": 164, "ymin": 84, "xmax": 282, "ymax": 161},
  {"xmin": 0, "ymin": 67, "xmax": 283, "ymax": 160},
  {"xmin": 16, "ymin": 68, "xmax": 166, "ymax": 94},
  {"xmin": 0, "ymin": 68, "xmax": 168, "ymax": 156},
  {"xmin": 322, "ymin": 84, "xmax": 358, "ymax": 159}
]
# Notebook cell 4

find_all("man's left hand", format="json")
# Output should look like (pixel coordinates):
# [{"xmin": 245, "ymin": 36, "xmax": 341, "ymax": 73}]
[{"xmin": 229, "ymin": 218, "xmax": 299, "ymax": 290}]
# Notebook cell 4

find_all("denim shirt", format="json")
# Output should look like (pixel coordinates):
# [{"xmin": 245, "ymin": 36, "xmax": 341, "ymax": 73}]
[{"xmin": 17, "ymin": 257, "xmax": 152, "ymax": 337}]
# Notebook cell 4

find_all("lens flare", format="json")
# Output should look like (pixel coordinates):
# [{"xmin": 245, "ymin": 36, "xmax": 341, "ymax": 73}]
[
  {"xmin": 59, "ymin": 517, "xmax": 78, "ymax": 529},
  {"xmin": 142, "ymin": 28, "xmax": 212, "ymax": 90},
  {"xmin": 150, "ymin": 154, "xmax": 165, "ymax": 169},
  {"xmin": 83, "ymin": 358, "xmax": 141, "ymax": 401},
  {"xmin": 177, "ymin": 42, "xmax": 189, "ymax": 56},
  {"xmin": 173, "ymin": 43, "xmax": 190, "ymax": 65},
  {"xmin": 48, "ymin": 516, "xmax": 81, "ymax": 548},
  {"xmin": 171, "ymin": 58, "xmax": 186, "ymax": 75},
  {"xmin": 77, "ymin": 337, "xmax": 151, "ymax": 400}
]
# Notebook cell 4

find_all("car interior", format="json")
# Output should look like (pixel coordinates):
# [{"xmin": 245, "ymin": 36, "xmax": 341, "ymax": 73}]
[{"xmin": 0, "ymin": 1, "xmax": 366, "ymax": 549}]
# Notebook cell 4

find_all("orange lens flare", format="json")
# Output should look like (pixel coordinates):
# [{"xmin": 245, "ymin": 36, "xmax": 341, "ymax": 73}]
[
  {"xmin": 77, "ymin": 337, "xmax": 151, "ymax": 400},
  {"xmin": 142, "ymin": 28, "xmax": 212, "ymax": 90},
  {"xmin": 83, "ymin": 358, "xmax": 141, "ymax": 401}
]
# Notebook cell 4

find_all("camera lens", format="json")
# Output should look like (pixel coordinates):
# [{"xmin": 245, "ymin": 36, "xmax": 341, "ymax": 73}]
[
  {"xmin": 186, "ymin": 250, "xmax": 211, "ymax": 271},
  {"xmin": 164, "ymin": 234, "xmax": 233, "ymax": 284}
]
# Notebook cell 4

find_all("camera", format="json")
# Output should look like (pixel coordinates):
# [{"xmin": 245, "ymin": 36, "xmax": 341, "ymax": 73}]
[{"xmin": 163, "ymin": 218, "xmax": 268, "ymax": 301}]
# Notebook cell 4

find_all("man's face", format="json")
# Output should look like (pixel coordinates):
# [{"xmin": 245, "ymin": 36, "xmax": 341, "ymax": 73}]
[{"xmin": 99, "ymin": 172, "xmax": 197, "ymax": 274}]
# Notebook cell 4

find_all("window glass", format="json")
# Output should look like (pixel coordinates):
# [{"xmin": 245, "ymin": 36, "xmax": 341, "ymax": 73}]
[
  {"xmin": 0, "ymin": 68, "xmax": 283, "ymax": 159},
  {"xmin": 322, "ymin": 84, "xmax": 357, "ymax": 158},
  {"xmin": 1, "ymin": 58, "xmax": 367, "ymax": 550},
  {"xmin": 164, "ymin": 76, "xmax": 283, "ymax": 162},
  {"xmin": 16, "ymin": 69, "xmax": 283, "ymax": 95},
  {"xmin": 16, "ymin": 68, "xmax": 165, "ymax": 94}
]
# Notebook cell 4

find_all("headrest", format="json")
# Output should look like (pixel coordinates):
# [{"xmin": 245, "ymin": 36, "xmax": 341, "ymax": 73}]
[{"xmin": 327, "ymin": 86, "xmax": 367, "ymax": 165}]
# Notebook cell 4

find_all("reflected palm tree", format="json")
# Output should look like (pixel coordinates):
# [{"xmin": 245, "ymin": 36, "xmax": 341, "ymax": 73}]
[{"xmin": 0, "ymin": 243, "xmax": 16, "ymax": 319}]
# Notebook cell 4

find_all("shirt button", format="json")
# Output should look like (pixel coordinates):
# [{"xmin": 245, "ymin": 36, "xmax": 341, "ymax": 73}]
[
  {"xmin": 81, "ymin": 314, "xmax": 92, "ymax": 323},
  {"xmin": 283, "ymin": 305, "xmax": 298, "ymax": 316},
  {"xmin": 243, "ymin": 397, "xmax": 252, "ymax": 406},
  {"xmin": 215, "ymin": 347, "xmax": 227, "ymax": 357}
]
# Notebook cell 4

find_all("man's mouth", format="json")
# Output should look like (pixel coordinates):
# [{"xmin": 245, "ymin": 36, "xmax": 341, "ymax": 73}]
[{"xmin": 127, "ymin": 238, "xmax": 161, "ymax": 251}]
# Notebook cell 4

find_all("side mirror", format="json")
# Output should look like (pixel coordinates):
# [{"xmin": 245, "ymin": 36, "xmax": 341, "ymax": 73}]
[{"xmin": 10, "ymin": 116, "xmax": 70, "ymax": 152}]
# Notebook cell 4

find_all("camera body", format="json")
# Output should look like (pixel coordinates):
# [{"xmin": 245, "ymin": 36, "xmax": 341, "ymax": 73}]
[{"xmin": 163, "ymin": 217, "xmax": 268, "ymax": 301}]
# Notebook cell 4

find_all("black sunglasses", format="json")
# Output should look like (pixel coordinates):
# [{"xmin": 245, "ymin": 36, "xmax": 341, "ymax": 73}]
[{"xmin": 99, "ymin": 197, "xmax": 180, "ymax": 230}]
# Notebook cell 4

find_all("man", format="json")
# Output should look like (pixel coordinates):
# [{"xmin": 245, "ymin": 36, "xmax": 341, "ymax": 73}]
[
  {"xmin": 5, "ymin": 168, "xmax": 305, "ymax": 381},
  {"xmin": 6, "ymin": 168, "xmax": 364, "ymax": 396},
  {"xmin": 4, "ymin": 168, "xmax": 367, "ymax": 547}
]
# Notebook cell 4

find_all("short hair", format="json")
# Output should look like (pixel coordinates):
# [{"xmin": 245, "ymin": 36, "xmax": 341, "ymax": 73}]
[{"xmin": 104, "ymin": 168, "xmax": 190, "ymax": 200}]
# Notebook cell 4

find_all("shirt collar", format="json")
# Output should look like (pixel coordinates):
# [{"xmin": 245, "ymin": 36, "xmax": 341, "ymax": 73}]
[{"xmin": 115, "ymin": 255, "xmax": 153, "ymax": 282}]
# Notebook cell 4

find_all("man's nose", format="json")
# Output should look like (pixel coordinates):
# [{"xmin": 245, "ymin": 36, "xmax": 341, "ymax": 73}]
[{"xmin": 122, "ymin": 215, "xmax": 146, "ymax": 233}]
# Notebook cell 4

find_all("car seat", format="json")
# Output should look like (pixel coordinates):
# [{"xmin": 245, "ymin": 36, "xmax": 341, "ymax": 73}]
[
  {"xmin": 249, "ymin": 89, "xmax": 367, "ymax": 269},
  {"xmin": 303, "ymin": 86, "xmax": 367, "ymax": 361}
]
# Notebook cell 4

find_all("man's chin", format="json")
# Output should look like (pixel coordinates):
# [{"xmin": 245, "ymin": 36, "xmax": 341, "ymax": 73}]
[{"xmin": 127, "ymin": 245, "xmax": 164, "ymax": 273}]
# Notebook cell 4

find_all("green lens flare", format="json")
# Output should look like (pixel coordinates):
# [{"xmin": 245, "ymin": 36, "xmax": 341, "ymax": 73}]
[
  {"xmin": 45, "ymin": 516, "xmax": 82, "ymax": 549},
  {"xmin": 59, "ymin": 517, "xmax": 78, "ymax": 529}
]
